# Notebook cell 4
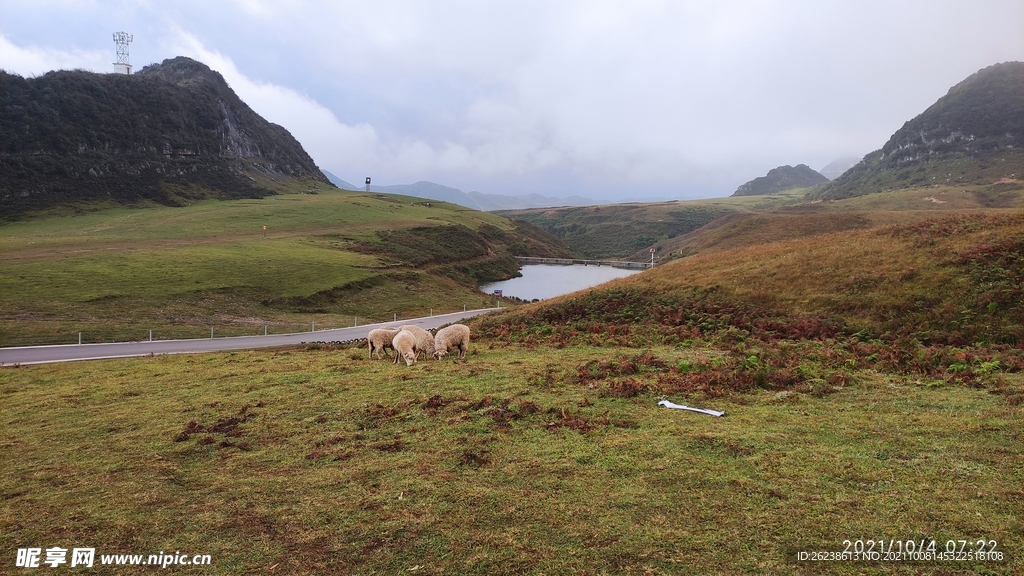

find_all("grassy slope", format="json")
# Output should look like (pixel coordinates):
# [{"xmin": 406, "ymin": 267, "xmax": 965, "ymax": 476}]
[
  {"xmin": 0, "ymin": 183, "xmax": 565, "ymax": 346},
  {"xmin": 480, "ymin": 209, "xmax": 1024, "ymax": 347},
  {"xmin": 500, "ymin": 183, "xmax": 1023, "ymax": 265},
  {"xmin": 2, "ymin": 188, "xmax": 1023, "ymax": 573},
  {"xmin": 1, "ymin": 344, "xmax": 1020, "ymax": 574},
  {"xmin": 655, "ymin": 184, "xmax": 1024, "ymax": 262},
  {"xmin": 497, "ymin": 197, "xmax": 762, "ymax": 260},
  {"xmin": 498, "ymin": 189, "xmax": 813, "ymax": 260}
]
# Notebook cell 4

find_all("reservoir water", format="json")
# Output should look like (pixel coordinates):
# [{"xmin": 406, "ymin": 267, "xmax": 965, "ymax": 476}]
[{"xmin": 480, "ymin": 264, "xmax": 643, "ymax": 301}]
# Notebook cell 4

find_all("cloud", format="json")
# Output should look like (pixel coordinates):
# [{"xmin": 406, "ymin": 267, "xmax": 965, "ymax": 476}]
[
  {"xmin": 0, "ymin": 34, "xmax": 109, "ymax": 76},
  {"xmin": 166, "ymin": 29, "xmax": 578, "ymax": 189},
  {"xmin": 2, "ymin": 1, "xmax": 1023, "ymax": 200},
  {"xmin": 165, "ymin": 30, "xmax": 383, "ymax": 172}
]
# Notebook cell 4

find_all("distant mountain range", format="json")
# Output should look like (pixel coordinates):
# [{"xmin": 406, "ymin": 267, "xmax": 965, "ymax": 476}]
[
  {"xmin": 731, "ymin": 164, "xmax": 828, "ymax": 196},
  {"xmin": 0, "ymin": 56, "xmax": 329, "ymax": 216},
  {"xmin": 322, "ymin": 170, "xmax": 356, "ymax": 190},
  {"xmin": 322, "ymin": 176, "xmax": 595, "ymax": 211},
  {"xmin": 818, "ymin": 156, "xmax": 862, "ymax": 180},
  {"xmin": 812, "ymin": 61, "xmax": 1024, "ymax": 200}
]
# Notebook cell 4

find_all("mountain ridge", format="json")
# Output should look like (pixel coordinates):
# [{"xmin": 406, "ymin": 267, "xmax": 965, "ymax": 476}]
[
  {"xmin": 0, "ymin": 56, "xmax": 329, "ymax": 217},
  {"xmin": 365, "ymin": 180, "xmax": 595, "ymax": 211},
  {"xmin": 731, "ymin": 164, "xmax": 828, "ymax": 196},
  {"xmin": 322, "ymin": 170, "xmax": 356, "ymax": 190},
  {"xmin": 812, "ymin": 61, "xmax": 1024, "ymax": 200}
]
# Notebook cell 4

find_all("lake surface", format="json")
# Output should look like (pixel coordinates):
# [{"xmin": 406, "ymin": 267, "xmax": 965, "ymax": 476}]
[{"xmin": 480, "ymin": 264, "xmax": 643, "ymax": 301}]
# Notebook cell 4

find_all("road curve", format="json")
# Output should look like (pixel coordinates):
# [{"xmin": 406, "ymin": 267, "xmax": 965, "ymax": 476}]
[{"xmin": 0, "ymin": 308, "xmax": 500, "ymax": 366}]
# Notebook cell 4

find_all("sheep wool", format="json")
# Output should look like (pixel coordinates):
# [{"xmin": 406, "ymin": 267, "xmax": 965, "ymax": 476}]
[
  {"xmin": 433, "ymin": 324, "xmax": 470, "ymax": 360},
  {"xmin": 367, "ymin": 328, "xmax": 401, "ymax": 360},
  {"xmin": 397, "ymin": 324, "xmax": 436, "ymax": 358},
  {"xmin": 392, "ymin": 330, "xmax": 419, "ymax": 366}
]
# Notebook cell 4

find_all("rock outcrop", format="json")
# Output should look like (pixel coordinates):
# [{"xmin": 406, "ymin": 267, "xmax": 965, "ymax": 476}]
[{"xmin": 0, "ymin": 56, "xmax": 329, "ymax": 216}]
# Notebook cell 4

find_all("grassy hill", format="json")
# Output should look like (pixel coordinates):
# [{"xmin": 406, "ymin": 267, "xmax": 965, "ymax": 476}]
[
  {"xmin": 497, "ymin": 195, "xmax": 797, "ymax": 260},
  {"xmin": 483, "ymin": 210, "xmax": 1023, "ymax": 342},
  {"xmin": 653, "ymin": 183, "xmax": 1024, "ymax": 262},
  {"xmin": 0, "ymin": 184, "xmax": 571, "ymax": 346},
  {"xmin": 2, "ymin": 191, "xmax": 1021, "ymax": 572},
  {"xmin": 499, "ymin": 190, "xmax": 820, "ymax": 261},
  {"xmin": 498, "ymin": 202, "xmax": 741, "ymax": 260}
]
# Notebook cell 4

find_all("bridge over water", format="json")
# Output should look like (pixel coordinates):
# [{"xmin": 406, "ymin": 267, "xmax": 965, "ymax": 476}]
[{"xmin": 514, "ymin": 256, "xmax": 652, "ymax": 270}]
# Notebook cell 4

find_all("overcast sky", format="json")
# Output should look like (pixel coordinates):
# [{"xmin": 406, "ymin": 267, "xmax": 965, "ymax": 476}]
[{"xmin": 2, "ymin": 1, "xmax": 1022, "ymax": 201}]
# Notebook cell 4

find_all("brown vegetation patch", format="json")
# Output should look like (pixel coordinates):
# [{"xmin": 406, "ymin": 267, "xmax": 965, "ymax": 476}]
[
  {"xmin": 174, "ymin": 406, "xmax": 258, "ymax": 443},
  {"xmin": 600, "ymin": 378, "xmax": 650, "ymax": 398},
  {"xmin": 373, "ymin": 437, "xmax": 406, "ymax": 452},
  {"xmin": 459, "ymin": 450, "xmax": 489, "ymax": 468},
  {"xmin": 174, "ymin": 420, "xmax": 204, "ymax": 442},
  {"xmin": 543, "ymin": 408, "xmax": 637, "ymax": 433},
  {"xmin": 575, "ymin": 351, "xmax": 669, "ymax": 385},
  {"xmin": 421, "ymin": 394, "xmax": 453, "ymax": 415},
  {"xmin": 354, "ymin": 402, "xmax": 410, "ymax": 429}
]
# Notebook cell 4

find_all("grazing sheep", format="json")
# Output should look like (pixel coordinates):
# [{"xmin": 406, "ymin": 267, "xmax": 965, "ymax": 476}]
[
  {"xmin": 392, "ymin": 330, "xmax": 419, "ymax": 366},
  {"xmin": 398, "ymin": 324, "xmax": 435, "ymax": 358},
  {"xmin": 433, "ymin": 324, "xmax": 470, "ymax": 360},
  {"xmin": 367, "ymin": 328, "xmax": 401, "ymax": 360}
]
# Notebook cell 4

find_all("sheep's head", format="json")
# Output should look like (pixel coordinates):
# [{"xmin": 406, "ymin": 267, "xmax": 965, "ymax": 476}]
[{"xmin": 433, "ymin": 349, "xmax": 448, "ymax": 360}]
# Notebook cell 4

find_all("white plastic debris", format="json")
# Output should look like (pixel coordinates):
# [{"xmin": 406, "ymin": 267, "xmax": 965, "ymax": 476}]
[{"xmin": 657, "ymin": 399, "xmax": 725, "ymax": 417}]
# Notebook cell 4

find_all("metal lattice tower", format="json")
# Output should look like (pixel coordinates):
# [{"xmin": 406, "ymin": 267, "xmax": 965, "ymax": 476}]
[{"xmin": 112, "ymin": 32, "xmax": 133, "ymax": 74}]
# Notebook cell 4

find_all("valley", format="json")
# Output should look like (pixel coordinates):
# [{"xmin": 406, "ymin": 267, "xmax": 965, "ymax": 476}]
[
  {"xmin": 0, "ymin": 185, "xmax": 570, "ymax": 346},
  {"xmin": 2, "ymin": 54, "xmax": 1023, "ymax": 574}
]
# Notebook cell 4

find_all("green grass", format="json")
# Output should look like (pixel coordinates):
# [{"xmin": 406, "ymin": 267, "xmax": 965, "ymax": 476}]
[
  {"xmin": 1, "ymin": 239, "xmax": 379, "ymax": 304},
  {"xmin": 813, "ymin": 148, "xmax": 1024, "ymax": 202},
  {"xmin": 3, "ymin": 185, "xmax": 1023, "ymax": 574},
  {"xmin": 0, "ymin": 189, "xmax": 551, "ymax": 346},
  {"xmin": 3, "ymin": 186, "xmax": 512, "ymax": 247},
  {"xmin": 1, "ymin": 342, "xmax": 1020, "ymax": 574}
]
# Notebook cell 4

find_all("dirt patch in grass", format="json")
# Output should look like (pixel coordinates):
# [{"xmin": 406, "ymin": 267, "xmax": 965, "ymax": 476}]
[{"xmin": 173, "ymin": 403, "xmax": 259, "ymax": 447}]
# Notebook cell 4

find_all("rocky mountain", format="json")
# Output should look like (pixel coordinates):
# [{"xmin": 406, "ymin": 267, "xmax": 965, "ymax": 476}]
[
  {"xmin": 0, "ymin": 56, "xmax": 329, "ymax": 217},
  {"xmin": 812, "ymin": 61, "xmax": 1024, "ymax": 200},
  {"xmin": 368, "ymin": 180, "xmax": 594, "ymax": 211},
  {"xmin": 731, "ymin": 164, "xmax": 828, "ymax": 196}
]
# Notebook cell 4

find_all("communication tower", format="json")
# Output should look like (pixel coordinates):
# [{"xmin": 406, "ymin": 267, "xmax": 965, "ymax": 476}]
[{"xmin": 112, "ymin": 32, "xmax": 133, "ymax": 74}]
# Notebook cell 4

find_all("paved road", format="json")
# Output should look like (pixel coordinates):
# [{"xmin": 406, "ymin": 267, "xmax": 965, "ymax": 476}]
[{"xmin": 0, "ymin": 308, "xmax": 500, "ymax": 366}]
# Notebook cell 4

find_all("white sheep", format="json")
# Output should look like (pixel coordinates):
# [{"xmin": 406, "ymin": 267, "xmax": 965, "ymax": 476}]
[
  {"xmin": 392, "ymin": 330, "xmax": 419, "ymax": 366},
  {"xmin": 398, "ymin": 324, "xmax": 435, "ymax": 358},
  {"xmin": 433, "ymin": 324, "xmax": 470, "ymax": 360},
  {"xmin": 367, "ymin": 328, "xmax": 401, "ymax": 360}
]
